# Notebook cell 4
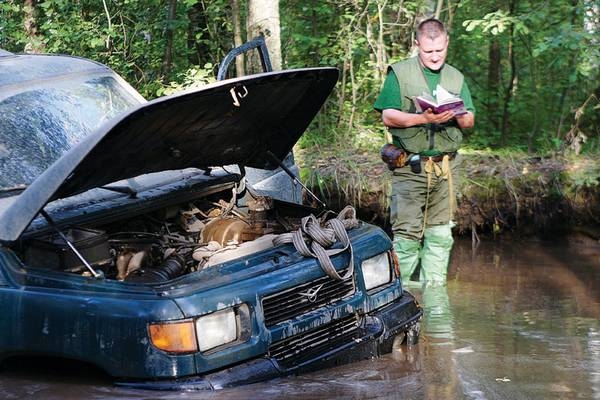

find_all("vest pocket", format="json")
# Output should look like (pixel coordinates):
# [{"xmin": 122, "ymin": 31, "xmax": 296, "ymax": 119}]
[
  {"xmin": 391, "ymin": 127, "xmax": 427, "ymax": 153},
  {"xmin": 435, "ymin": 128, "xmax": 463, "ymax": 153}
]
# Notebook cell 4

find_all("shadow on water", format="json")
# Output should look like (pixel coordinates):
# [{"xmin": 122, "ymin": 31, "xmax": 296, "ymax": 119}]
[{"xmin": 0, "ymin": 237, "xmax": 598, "ymax": 399}]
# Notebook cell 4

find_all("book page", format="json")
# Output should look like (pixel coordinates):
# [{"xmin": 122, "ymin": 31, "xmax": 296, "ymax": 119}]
[{"xmin": 436, "ymin": 84, "xmax": 461, "ymax": 104}]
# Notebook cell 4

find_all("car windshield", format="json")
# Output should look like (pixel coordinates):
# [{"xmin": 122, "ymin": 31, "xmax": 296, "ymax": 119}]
[{"xmin": 0, "ymin": 74, "xmax": 141, "ymax": 191}]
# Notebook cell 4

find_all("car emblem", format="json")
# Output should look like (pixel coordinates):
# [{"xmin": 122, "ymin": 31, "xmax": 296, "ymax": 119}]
[{"xmin": 299, "ymin": 283, "xmax": 325, "ymax": 303}]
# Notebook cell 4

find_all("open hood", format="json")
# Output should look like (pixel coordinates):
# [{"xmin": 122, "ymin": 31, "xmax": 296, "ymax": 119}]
[{"xmin": 0, "ymin": 68, "xmax": 339, "ymax": 242}]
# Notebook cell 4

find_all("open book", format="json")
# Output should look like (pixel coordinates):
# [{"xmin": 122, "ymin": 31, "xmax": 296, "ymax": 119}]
[{"xmin": 412, "ymin": 84, "xmax": 467, "ymax": 116}]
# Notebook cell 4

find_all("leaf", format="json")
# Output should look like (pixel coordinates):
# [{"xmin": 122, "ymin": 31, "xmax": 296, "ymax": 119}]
[
  {"xmin": 89, "ymin": 37, "xmax": 105, "ymax": 49},
  {"xmin": 463, "ymin": 20, "xmax": 481, "ymax": 32}
]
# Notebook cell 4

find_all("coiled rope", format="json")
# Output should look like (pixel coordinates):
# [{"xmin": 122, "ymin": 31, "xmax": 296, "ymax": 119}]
[{"xmin": 273, "ymin": 205, "xmax": 359, "ymax": 280}]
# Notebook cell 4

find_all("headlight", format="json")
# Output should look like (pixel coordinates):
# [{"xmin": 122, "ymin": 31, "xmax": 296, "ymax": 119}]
[
  {"xmin": 196, "ymin": 308, "xmax": 238, "ymax": 352},
  {"xmin": 362, "ymin": 252, "xmax": 393, "ymax": 290},
  {"xmin": 149, "ymin": 305, "xmax": 251, "ymax": 355},
  {"xmin": 195, "ymin": 304, "xmax": 251, "ymax": 353}
]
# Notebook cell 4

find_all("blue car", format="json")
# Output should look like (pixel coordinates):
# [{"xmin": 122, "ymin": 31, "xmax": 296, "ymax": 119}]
[{"xmin": 0, "ymin": 46, "xmax": 421, "ymax": 390}]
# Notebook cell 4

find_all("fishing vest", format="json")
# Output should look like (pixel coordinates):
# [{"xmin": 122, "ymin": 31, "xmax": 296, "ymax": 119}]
[{"xmin": 389, "ymin": 57, "xmax": 464, "ymax": 154}]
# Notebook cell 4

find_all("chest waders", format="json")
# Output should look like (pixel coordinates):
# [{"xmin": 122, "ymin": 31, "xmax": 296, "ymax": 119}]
[{"xmin": 388, "ymin": 58, "xmax": 463, "ymax": 285}]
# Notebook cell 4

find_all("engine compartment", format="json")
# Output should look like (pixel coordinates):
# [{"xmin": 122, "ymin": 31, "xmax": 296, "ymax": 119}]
[{"xmin": 21, "ymin": 188, "xmax": 312, "ymax": 283}]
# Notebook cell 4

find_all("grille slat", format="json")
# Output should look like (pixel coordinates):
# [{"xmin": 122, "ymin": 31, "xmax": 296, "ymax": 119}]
[
  {"xmin": 261, "ymin": 270, "xmax": 355, "ymax": 326},
  {"xmin": 268, "ymin": 314, "xmax": 359, "ymax": 366}
]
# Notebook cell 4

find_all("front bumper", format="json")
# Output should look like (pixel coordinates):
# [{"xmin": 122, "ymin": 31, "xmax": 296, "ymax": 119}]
[{"xmin": 117, "ymin": 291, "xmax": 422, "ymax": 390}]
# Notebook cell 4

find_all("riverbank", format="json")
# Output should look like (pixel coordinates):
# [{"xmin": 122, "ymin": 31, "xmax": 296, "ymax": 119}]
[{"xmin": 296, "ymin": 147, "xmax": 600, "ymax": 241}]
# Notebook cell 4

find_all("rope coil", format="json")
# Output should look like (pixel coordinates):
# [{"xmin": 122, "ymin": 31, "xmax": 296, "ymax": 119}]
[{"xmin": 273, "ymin": 205, "xmax": 359, "ymax": 280}]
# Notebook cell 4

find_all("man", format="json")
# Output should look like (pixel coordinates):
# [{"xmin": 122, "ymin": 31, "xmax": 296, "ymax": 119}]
[{"xmin": 374, "ymin": 18, "xmax": 475, "ymax": 285}]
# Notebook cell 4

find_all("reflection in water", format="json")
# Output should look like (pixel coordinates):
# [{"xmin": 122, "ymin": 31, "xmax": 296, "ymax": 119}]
[
  {"xmin": 421, "ymin": 283, "xmax": 454, "ymax": 343},
  {"xmin": 589, "ymin": 327, "xmax": 600, "ymax": 400},
  {"xmin": 0, "ymin": 237, "xmax": 598, "ymax": 399}
]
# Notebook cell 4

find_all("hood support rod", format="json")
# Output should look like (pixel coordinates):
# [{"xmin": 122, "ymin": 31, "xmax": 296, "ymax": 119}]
[
  {"xmin": 40, "ymin": 210, "xmax": 103, "ymax": 279},
  {"xmin": 266, "ymin": 151, "xmax": 326, "ymax": 209}
]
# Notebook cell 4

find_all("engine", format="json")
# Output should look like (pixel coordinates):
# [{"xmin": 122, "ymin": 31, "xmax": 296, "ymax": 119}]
[{"xmin": 23, "ymin": 194, "xmax": 302, "ymax": 283}]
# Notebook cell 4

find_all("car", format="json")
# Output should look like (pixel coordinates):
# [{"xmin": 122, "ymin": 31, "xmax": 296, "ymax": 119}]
[{"xmin": 0, "ymin": 40, "xmax": 421, "ymax": 390}]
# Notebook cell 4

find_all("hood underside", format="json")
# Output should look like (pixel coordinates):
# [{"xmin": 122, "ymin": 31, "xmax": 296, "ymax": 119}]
[{"xmin": 0, "ymin": 67, "xmax": 339, "ymax": 242}]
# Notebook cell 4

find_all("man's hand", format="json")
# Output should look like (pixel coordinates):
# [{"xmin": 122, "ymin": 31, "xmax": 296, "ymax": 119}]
[
  {"xmin": 422, "ymin": 108, "xmax": 454, "ymax": 124},
  {"xmin": 382, "ymin": 108, "xmax": 455, "ymax": 128},
  {"xmin": 455, "ymin": 111, "xmax": 475, "ymax": 129},
  {"xmin": 382, "ymin": 108, "xmax": 475, "ymax": 129}
]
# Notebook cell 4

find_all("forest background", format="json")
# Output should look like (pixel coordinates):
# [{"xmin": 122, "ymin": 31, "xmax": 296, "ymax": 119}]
[{"xmin": 1, "ymin": 0, "xmax": 599, "ymax": 240}]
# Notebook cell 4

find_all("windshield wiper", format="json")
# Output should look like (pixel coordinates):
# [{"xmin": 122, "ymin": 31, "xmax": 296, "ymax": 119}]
[
  {"xmin": 100, "ymin": 185, "xmax": 138, "ymax": 197},
  {"xmin": 0, "ymin": 184, "xmax": 28, "ymax": 197}
]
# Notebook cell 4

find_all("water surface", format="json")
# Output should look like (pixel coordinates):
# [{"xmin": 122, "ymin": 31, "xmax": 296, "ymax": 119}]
[{"xmin": 1, "ymin": 237, "xmax": 598, "ymax": 399}]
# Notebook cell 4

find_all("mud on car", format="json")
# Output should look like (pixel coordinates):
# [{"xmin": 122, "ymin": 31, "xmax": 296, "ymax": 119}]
[{"xmin": 0, "ymin": 42, "xmax": 421, "ymax": 390}]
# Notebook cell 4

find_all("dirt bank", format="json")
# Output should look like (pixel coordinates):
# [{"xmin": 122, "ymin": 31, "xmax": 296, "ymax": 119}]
[{"xmin": 296, "ymin": 148, "xmax": 600, "ymax": 241}]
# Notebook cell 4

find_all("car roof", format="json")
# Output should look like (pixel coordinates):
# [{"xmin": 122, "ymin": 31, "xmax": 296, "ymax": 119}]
[{"xmin": 0, "ymin": 51, "xmax": 114, "ymax": 86}]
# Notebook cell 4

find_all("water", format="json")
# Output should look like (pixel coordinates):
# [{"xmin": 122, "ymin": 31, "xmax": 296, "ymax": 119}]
[{"xmin": 1, "ymin": 237, "xmax": 598, "ymax": 399}]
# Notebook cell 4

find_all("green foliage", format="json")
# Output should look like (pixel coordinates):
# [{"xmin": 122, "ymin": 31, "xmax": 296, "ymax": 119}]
[
  {"xmin": 0, "ymin": 0, "xmax": 233, "ymax": 98},
  {"xmin": 0, "ymin": 0, "xmax": 597, "ymax": 156},
  {"xmin": 157, "ymin": 63, "xmax": 216, "ymax": 96},
  {"xmin": 463, "ymin": 9, "xmax": 529, "ymax": 36},
  {"xmin": 451, "ymin": 0, "xmax": 600, "ymax": 152}
]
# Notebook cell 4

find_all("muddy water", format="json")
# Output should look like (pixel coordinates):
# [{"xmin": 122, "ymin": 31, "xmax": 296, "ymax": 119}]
[{"xmin": 0, "ymin": 237, "xmax": 598, "ymax": 400}]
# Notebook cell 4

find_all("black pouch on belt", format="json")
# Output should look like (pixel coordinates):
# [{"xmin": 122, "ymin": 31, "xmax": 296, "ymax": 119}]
[{"xmin": 409, "ymin": 154, "xmax": 421, "ymax": 174}]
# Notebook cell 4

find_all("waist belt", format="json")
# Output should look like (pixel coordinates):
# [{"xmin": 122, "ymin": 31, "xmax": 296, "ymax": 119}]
[
  {"xmin": 380, "ymin": 143, "xmax": 457, "ymax": 171},
  {"xmin": 420, "ymin": 152, "xmax": 457, "ymax": 163}
]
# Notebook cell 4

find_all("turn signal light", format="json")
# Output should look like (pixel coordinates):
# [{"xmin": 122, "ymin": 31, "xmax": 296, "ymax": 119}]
[{"xmin": 149, "ymin": 320, "xmax": 198, "ymax": 354}]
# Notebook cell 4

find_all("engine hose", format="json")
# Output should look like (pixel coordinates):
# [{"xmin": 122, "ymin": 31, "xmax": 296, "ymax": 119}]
[{"xmin": 273, "ymin": 205, "xmax": 359, "ymax": 280}]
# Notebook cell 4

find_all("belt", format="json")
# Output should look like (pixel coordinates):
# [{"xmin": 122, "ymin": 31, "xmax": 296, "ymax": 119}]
[
  {"xmin": 419, "ymin": 152, "xmax": 456, "ymax": 163},
  {"xmin": 407, "ymin": 151, "xmax": 456, "ymax": 164},
  {"xmin": 380, "ymin": 143, "xmax": 457, "ymax": 171}
]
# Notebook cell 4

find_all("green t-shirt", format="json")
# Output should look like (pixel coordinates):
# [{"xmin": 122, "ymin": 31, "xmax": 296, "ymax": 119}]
[{"xmin": 373, "ymin": 65, "xmax": 475, "ymax": 114}]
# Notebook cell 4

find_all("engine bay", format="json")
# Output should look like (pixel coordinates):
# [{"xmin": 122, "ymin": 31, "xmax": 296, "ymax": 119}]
[{"xmin": 22, "ymin": 188, "xmax": 311, "ymax": 283}]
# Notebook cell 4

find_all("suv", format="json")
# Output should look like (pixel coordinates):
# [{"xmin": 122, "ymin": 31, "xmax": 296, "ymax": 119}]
[{"xmin": 0, "ymin": 42, "xmax": 421, "ymax": 390}]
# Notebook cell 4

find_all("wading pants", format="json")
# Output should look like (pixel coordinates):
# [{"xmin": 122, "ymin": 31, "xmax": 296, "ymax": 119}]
[{"xmin": 390, "ymin": 156, "xmax": 459, "ymax": 284}]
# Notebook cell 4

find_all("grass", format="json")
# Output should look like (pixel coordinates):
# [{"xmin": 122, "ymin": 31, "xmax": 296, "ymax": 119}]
[{"xmin": 295, "ymin": 143, "xmax": 600, "ymax": 239}]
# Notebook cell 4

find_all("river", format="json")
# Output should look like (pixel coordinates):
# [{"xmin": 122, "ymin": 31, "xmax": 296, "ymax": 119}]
[{"xmin": 1, "ymin": 236, "xmax": 598, "ymax": 399}]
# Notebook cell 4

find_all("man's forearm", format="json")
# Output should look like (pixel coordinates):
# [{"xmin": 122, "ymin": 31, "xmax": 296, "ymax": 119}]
[
  {"xmin": 382, "ymin": 109, "xmax": 428, "ymax": 128},
  {"xmin": 382, "ymin": 108, "xmax": 457, "ymax": 128}
]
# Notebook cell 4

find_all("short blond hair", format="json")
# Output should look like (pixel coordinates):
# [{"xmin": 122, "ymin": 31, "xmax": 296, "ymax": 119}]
[{"xmin": 416, "ymin": 18, "xmax": 447, "ymax": 41}]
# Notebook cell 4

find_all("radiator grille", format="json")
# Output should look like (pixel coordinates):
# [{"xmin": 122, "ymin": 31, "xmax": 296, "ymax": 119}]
[
  {"xmin": 268, "ymin": 314, "xmax": 359, "ymax": 367},
  {"xmin": 261, "ymin": 271, "xmax": 355, "ymax": 326}
]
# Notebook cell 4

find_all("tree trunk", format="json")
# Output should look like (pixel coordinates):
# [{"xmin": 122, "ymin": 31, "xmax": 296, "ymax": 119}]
[
  {"xmin": 500, "ymin": 0, "xmax": 517, "ymax": 147},
  {"xmin": 231, "ymin": 0, "xmax": 245, "ymax": 77},
  {"xmin": 310, "ymin": 0, "xmax": 319, "ymax": 65},
  {"xmin": 487, "ymin": 39, "xmax": 501, "ymax": 131},
  {"xmin": 247, "ymin": 0, "xmax": 282, "ymax": 72},
  {"xmin": 555, "ymin": 0, "xmax": 581, "ymax": 139},
  {"xmin": 162, "ymin": 0, "xmax": 178, "ymax": 80},
  {"xmin": 500, "ymin": 28, "xmax": 516, "ymax": 147},
  {"xmin": 187, "ymin": 1, "xmax": 210, "ymax": 65},
  {"xmin": 434, "ymin": 0, "xmax": 444, "ymax": 19},
  {"xmin": 23, "ymin": 0, "xmax": 43, "ymax": 53}
]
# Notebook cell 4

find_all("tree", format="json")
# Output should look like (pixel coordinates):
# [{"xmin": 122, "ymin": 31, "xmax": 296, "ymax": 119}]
[
  {"xmin": 231, "ymin": 0, "xmax": 246, "ymax": 76},
  {"xmin": 248, "ymin": 0, "xmax": 282, "ymax": 71},
  {"xmin": 23, "ymin": 0, "xmax": 43, "ymax": 52}
]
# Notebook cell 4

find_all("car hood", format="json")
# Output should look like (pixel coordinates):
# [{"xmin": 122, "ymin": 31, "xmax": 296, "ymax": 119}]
[{"xmin": 0, "ymin": 67, "xmax": 339, "ymax": 242}]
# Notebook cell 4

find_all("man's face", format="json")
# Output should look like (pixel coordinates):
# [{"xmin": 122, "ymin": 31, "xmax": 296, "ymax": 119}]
[{"xmin": 416, "ymin": 34, "xmax": 448, "ymax": 71}]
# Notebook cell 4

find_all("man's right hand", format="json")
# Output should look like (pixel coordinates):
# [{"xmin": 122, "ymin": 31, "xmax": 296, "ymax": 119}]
[{"xmin": 422, "ymin": 108, "xmax": 455, "ymax": 124}]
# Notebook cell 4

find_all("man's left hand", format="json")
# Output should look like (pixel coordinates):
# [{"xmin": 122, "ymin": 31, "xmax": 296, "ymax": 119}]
[{"xmin": 455, "ymin": 111, "xmax": 475, "ymax": 129}]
